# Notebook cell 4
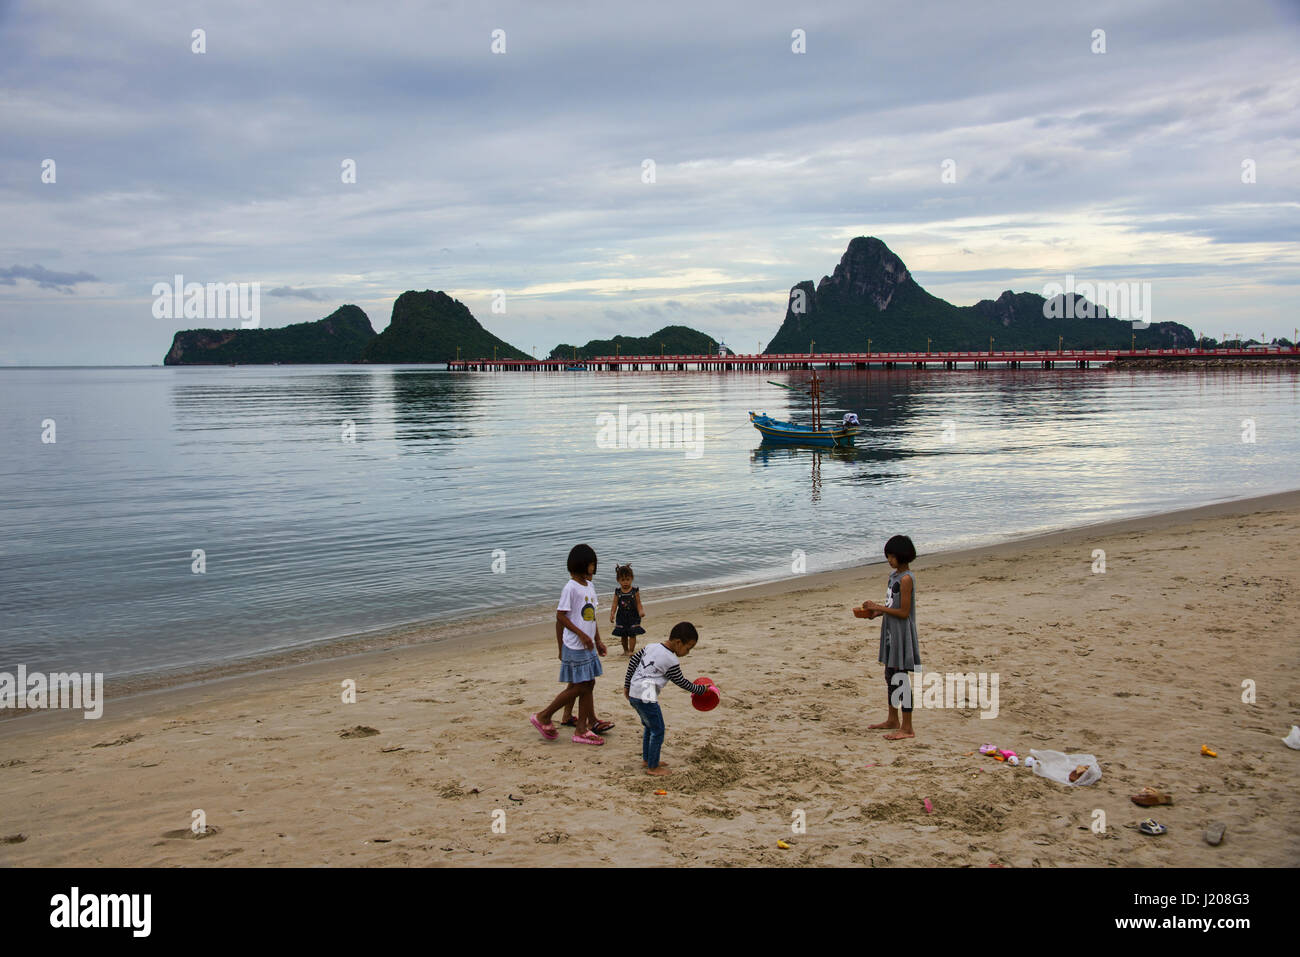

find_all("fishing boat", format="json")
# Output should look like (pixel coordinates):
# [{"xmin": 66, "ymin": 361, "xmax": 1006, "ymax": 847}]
[
  {"xmin": 749, "ymin": 371, "xmax": 862, "ymax": 447},
  {"xmin": 564, "ymin": 363, "xmax": 588, "ymax": 371}
]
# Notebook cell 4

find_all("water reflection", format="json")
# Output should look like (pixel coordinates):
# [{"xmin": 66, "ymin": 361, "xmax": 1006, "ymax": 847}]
[{"xmin": 751, "ymin": 443, "xmax": 862, "ymax": 503}]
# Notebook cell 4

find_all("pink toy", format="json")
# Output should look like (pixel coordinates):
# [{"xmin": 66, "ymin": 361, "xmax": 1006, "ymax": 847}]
[{"xmin": 979, "ymin": 743, "xmax": 997, "ymax": 754}]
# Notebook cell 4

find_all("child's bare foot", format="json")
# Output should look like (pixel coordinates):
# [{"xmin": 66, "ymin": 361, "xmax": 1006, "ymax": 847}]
[
  {"xmin": 883, "ymin": 730, "xmax": 915, "ymax": 740},
  {"xmin": 645, "ymin": 766, "xmax": 671, "ymax": 776},
  {"xmin": 868, "ymin": 720, "xmax": 900, "ymax": 730}
]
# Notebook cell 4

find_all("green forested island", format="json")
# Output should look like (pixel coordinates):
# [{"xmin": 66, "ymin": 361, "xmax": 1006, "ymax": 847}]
[
  {"xmin": 765, "ymin": 237, "xmax": 1196, "ymax": 353},
  {"xmin": 363, "ymin": 290, "xmax": 528, "ymax": 363},
  {"xmin": 163, "ymin": 305, "xmax": 375, "ymax": 364},
  {"xmin": 550, "ymin": 325, "xmax": 733, "ymax": 360},
  {"xmin": 162, "ymin": 292, "xmax": 532, "ymax": 365}
]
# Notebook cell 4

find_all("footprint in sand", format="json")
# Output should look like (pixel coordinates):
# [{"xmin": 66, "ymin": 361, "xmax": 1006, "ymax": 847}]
[{"xmin": 339, "ymin": 726, "xmax": 380, "ymax": 738}]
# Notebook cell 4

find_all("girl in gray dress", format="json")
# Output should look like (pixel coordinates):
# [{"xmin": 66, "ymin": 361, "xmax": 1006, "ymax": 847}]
[{"xmin": 859, "ymin": 535, "xmax": 920, "ymax": 740}]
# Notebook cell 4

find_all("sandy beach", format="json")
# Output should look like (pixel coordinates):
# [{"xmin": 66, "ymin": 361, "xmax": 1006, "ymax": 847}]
[{"xmin": 2, "ymin": 491, "xmax": 1297, "ymax": 867}]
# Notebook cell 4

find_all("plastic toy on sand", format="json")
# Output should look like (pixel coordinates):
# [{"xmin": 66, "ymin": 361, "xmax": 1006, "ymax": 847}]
[{"xmin": 692, "ymin": 678, "xmax": 721, "ymax": 712}]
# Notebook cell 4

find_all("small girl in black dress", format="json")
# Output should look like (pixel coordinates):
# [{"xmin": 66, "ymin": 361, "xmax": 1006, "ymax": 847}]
[{"xmin": 609, "ymin": 563, "xmax": 647, "ymax": 655}]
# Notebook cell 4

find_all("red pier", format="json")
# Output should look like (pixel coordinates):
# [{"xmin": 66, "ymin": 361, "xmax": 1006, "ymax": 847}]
[{"xmin": 447, "ymin": 347, "xmax": 1296, "ymax": 372}]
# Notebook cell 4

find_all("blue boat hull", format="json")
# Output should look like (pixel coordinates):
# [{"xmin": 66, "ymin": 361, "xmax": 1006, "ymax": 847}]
[{"xmin": 749, "ymin": 412, "xmax": 860, "ymax": 447}]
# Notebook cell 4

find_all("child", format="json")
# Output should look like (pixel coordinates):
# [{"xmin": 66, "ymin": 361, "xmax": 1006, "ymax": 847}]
[
  {"xmin": 859, "ymin": 535, "xmax": 920, "ymax": 741},
  {"xmin": 609, "ymin": 562, "xmax": 647, "ymax": 655},
  {"xmin": 623, "ymin": 621, "xmax": 709, "ymax": 776},
  {"xmin": 530, "ymin": 544, "xmax": 610, "ymax": 745},
  {"xmin": 558, "ymin": 615, "xmax": 614, "ymax": 734}
]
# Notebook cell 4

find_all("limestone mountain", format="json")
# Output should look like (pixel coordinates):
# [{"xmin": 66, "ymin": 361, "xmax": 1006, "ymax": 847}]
[
  {"xmin": 765, "ymin": 237, "xmax": 1194, "ymax": 353},
  {"xmin": 364, "ymin": 291, "xmax": 528, "ymax": 363},
  {"xmin": 163, "ymin": 305, "xmax": 375, "ymax": 364}
]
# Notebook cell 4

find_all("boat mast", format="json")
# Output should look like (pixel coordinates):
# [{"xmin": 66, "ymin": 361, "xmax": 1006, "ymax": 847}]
[{"xmin": 810, "ymin": 371, "xmax": 822, "ymax": 431}]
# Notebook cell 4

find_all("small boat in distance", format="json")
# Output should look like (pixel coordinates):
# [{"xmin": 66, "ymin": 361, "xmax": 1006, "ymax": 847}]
[
  {"xmin": 749, "ymin": 371, "xmax": 862, "ymax": 447},
  {"xmin": 749, "ymin": 412, "xmax": 861, "ymax": 447},
  {"xmin": 564, "ymin": 363, "xmax": 588, "ymax": 371}
]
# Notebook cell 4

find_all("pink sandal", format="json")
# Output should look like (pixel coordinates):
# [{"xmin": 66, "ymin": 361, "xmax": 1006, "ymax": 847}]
[
  {"xmin": 571, "ymin": 731, "xmax": 604, "ymax": 745},
  {"xmin": 530, "ymin": 714, "xmax": 558, "ymax": 740}
]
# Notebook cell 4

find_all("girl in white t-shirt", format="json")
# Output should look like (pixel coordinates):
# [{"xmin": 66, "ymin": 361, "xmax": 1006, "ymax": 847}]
[{"xmin": 530, "ymin": 544, "xmax": 610, "ymax": 745}]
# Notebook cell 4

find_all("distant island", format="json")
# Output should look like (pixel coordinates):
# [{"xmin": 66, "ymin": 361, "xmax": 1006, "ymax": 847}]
[
  {"xmin": 362, "ymin": 290, "xmax": 527, "ymax": 363},
  {"xmin": 164, "ymin": 237, "xmax": 1230, "ymax": 365},
  {"xmin": 551, "ymin": 325, "xmax": 733, "ymax": 360},
  {"xmin": 164, "ymin": 305, "xmax": 375, "ymax": 365},
  {"xmin": 163, "ymin": 290, "xmax": 728, "ymax": 365},
  {"xmin": 765, "ymin": 237, "xmax": 1195, "ymax": 353}
]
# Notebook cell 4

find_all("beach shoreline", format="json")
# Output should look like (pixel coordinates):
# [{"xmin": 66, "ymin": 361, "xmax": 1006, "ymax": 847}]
[
  {"xmin": 1, "ymin": 487, "xmax": 1297, "ymax": 867},
  {"xmin": 5, "ymin": 488, "xmax": 1294, "ymax": 722},
  {"xmin": 3, "ymin": 486, "xmax": 1298, "ymax": 736}
]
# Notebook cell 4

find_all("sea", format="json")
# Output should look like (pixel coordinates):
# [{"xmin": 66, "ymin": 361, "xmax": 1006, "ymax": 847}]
[{"xmin": 2, "ymin": 364, "xmax": 1297, "ymax": 685}]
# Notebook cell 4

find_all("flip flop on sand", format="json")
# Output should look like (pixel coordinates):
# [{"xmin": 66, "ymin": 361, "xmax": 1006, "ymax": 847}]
[
  {"xmin": 1131, "ymin": 787, "xmax": 1173, "ymax": 807},
  {"xmin": 591, "ymin": 720, "xmax": 615, "ymax": 734},
  {"xmin": 571, "ymin": 731, "xmax": 604, "ymax": 746},
  {"xmin": 529, "ymin": 714, "xmax": 558, "ymax": 740},
  {"xmin": 1205, "ymin": 822, "xmax": 1227, "ymax": 846},
  {"xmin": 1138, "ymin": 818, "xmax": 1167, "ymax": 835}
]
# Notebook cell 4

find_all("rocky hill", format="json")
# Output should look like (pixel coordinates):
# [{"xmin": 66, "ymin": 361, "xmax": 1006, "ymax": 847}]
[
  {"xmin": 163, "ymin": 305, "xmax": 375, "ymax": 364},
  {"xmin": 765, "ymin": 237, "xmax": 1194, "ymax": 352},
  {"xmin": 364, "ymin": 291, "xmax": 528, "ymax": 363}
]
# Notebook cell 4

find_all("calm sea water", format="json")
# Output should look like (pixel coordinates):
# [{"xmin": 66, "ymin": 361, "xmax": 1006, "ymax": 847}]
[{"xmin": 2, "ymin": 365, "xmax": 1297, "ymax": 681}]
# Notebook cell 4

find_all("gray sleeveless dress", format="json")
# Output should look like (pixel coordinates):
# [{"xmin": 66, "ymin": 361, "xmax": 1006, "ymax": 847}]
[{"xmin": 877, "ymin": 570, "xmax": 920, "ymax": 669}]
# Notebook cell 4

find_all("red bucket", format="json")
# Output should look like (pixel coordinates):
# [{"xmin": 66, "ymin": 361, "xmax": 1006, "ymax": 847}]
[{"xmin": 692, "ymin": 677, "xmax": 720, "ymax": 712}]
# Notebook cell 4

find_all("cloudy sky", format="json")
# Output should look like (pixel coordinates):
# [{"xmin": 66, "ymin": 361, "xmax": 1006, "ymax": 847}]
[{"xmin": 3, "ymin": 0, "xmax": 1298, "ymax": 364}]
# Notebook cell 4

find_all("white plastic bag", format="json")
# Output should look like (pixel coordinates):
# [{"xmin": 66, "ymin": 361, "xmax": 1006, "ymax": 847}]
[{"xmin": 1028, "ymin": 749, "xmax": 1102, "ymax": 787}]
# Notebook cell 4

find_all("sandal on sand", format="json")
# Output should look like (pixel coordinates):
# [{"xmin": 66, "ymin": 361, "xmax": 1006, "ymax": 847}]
[
  {"xmin": 559, "ymin": 717, "xmax": 577, "ymax": 727},
  {"xmin": 572, "ymin": 731, "xmax": 604, "ymax": 746},
  {"xmin": 591, "ymin": 720, "xmax": 615, "ymax": 734},
  {"xmin": 1138, "ymin": 818, "xmax": 1167, "ymax": 835},
  {"xmin": 1131, "ymin": 787, "xmax": 1173, "ymax": 807},
  {"xmin": 1205, "ymin": 822, "xmax": 1226, "ymax": 846},
  {"xmin": 529, "ymin": 714, "xmax": 558, "ymax": 740}
]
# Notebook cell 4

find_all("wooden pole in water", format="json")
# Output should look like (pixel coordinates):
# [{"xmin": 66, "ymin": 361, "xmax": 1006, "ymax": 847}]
[{"xmin": 810, "ymin": 371, "xmax": 822, "ymax": 431}]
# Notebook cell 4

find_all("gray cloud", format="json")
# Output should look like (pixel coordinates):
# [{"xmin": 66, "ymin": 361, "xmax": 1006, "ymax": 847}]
[
  {"xmin": 266, "ymin": 286, "xmax": 326, "ymax": 301},
  {"xmin": 0, "ymin": 264, "xmax": 98, "ymax": 292}
]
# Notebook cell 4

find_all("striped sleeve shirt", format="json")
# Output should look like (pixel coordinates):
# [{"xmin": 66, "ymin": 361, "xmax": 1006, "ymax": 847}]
[{"xmin": 624, "ymin": 644, "xmax": 707, "ymax": 697}]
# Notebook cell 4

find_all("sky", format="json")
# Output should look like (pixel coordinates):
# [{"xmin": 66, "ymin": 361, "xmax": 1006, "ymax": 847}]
[{"xmin": 2, "ymin": 0, "xmax": 1299, "ymax": 364}]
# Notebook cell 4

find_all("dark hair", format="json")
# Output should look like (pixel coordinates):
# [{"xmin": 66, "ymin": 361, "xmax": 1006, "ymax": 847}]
[
  {"xmin": 669, "ymin": 621, "xmax": 699, "ymax": 644},
  {"xmin": 567, "ymin": 543, "xmax": 598, "ymax": 577},
  {"xmin": 884, "ymin": 535, "xmax": 916, "ymax": 564},
  {"xmin": 614, "ymin": 563, "xmax": 633, "ymax": 580}
]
